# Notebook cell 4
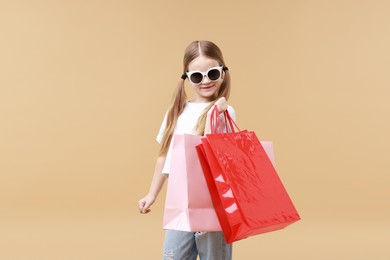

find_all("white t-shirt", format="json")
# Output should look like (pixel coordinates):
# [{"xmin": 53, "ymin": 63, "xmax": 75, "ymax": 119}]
[{"xmin": 156, "ymin": 101, "xmax": 236, "ymax": 174}]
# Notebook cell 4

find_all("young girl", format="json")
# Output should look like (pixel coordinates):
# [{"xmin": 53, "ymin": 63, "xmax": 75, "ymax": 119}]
[{"xmin": 138, "ymin": 40, "xmax": 236, "ymax": 260}]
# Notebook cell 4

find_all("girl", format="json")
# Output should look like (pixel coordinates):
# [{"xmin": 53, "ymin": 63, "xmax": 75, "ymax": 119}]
[{"xmin": 138, "ymin": 40, "xmax": 236, "ymax": 260}]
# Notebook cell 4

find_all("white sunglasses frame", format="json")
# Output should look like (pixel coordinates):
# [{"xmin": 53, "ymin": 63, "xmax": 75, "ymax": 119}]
[{"xmin": 185, "ymin": 66, "xmax": 224, "ymax": 85}]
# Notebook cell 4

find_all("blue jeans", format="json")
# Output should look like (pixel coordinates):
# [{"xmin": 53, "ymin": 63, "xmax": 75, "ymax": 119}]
[{"xmin": 163, "ymin": 230, "xmax": 232, "ymax": 260}]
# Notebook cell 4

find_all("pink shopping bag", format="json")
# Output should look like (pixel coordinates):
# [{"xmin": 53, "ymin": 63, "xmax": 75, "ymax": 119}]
[{"xmin": 163, "ymin": 134, "xmax": 222, "ymax": 231}]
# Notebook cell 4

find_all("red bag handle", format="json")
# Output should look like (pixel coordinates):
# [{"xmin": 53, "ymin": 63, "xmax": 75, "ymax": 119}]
[{"xmin": 210, "ymin": 106, "xmax": 240, "ymax": 134}]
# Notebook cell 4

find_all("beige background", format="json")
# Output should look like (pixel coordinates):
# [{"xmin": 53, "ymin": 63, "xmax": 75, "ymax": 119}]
[{"xmin": 1, "ymin": 0, "xmax": 389, "ymax": 259}]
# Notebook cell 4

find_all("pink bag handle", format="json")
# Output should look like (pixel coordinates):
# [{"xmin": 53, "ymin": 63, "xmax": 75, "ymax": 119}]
[{"xmin": 210, "ymin": 106, "xmax": 240, "ymax": 134}]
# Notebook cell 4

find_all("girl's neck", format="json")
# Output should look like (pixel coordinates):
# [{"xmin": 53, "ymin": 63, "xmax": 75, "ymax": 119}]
[
  {"xmin": 188, "ymin": 100, "xmax": 212, "ymax": 104},
  {"xmin": 188, "ymin": 97, "xmax": 214, "ymax": 103}
]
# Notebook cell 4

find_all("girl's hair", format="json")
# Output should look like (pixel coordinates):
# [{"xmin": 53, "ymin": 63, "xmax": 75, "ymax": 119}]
[{"xmin": 159, "ymin": 40, "xmax": 231, "ymax": 156}]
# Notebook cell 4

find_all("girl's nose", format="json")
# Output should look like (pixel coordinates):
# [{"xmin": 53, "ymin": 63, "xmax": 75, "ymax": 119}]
[{"xmin": 201, "ymin": 75, "xmax": 211, "ymax": 84}]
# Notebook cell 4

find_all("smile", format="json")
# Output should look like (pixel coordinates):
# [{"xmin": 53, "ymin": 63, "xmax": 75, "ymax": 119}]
[{"xmin": 200, "ymin": 85, "xmax": 214, "ymax": 90}]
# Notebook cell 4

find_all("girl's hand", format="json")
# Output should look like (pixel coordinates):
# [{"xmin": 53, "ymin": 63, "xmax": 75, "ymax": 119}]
[
  {"xmin": 208, "ymin": 97, "xmax": 228, "ymax": 116},
  {"xmin": 138, "ymin": 194, "xmax": 156, "ymax": 214}
]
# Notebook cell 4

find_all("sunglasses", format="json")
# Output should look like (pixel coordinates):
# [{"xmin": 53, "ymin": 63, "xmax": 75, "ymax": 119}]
[{"xmin": 185, "ymin": 66, "xmax": 225, "ymax": 84}]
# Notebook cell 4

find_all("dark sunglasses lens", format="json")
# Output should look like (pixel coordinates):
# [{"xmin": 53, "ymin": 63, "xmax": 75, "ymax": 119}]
[
  {"xmin": 208, "ymin": 69, "xmax": 221, "ymax": 80},
  {"xmin": 190, "ymin": 73, "xmax": 203, "ymax": 84}
]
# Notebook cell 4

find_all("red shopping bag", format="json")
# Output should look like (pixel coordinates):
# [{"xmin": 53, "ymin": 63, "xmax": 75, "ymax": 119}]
[
  {"xmin": 196, "ymin": 108, "xmax": 300, "ymax": 243},
  {"xmin": 163, "ymin": 134, "xmax": 222, "ymax": 232}
]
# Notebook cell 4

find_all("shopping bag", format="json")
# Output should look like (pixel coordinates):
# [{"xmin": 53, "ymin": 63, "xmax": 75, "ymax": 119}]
[
  {"xmin": 196, "ymin": 108, "xmax": 300, "ymax": 243},
  {"xmin": 163, "ymin": 134, "xmax": 222, "ymax": 232}
]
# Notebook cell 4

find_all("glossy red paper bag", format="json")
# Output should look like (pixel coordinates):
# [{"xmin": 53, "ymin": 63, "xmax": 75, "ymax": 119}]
[{"xmin": 196, "ymin": 108, "xmax": 300, "ymax": 243}]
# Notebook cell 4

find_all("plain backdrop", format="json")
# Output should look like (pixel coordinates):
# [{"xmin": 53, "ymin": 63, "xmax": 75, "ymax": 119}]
[{"xmin": 1, "ymin": 0, "xmax": 389, "ymax": 259}]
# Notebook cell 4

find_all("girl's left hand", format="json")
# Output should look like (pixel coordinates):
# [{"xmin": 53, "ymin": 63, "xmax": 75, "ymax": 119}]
[{"xmin": 208, "ymin": 97, "xmax": 228, "ymax": 115}]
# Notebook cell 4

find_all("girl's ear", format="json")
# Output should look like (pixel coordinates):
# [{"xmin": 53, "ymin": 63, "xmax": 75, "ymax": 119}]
[{"xmin": 221, "ymin": 66, "xmax": 228, "ymax": 81}]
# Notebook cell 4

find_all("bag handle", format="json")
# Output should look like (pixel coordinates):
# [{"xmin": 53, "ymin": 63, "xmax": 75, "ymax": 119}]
[{"xmin": 210, "ymin": 106, "xmax": 240, "ymax": 134}]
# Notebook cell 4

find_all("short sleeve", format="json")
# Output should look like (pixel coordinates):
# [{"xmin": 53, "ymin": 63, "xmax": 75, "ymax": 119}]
[{"xmin": 156, "ymin": 112, "xmax": 168, "ymax": 144}]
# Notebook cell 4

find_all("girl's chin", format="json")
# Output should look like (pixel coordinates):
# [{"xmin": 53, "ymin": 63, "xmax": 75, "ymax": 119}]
[{"xmin": 198, "ymin": 91, "xmax": 216, "ymax": 98}]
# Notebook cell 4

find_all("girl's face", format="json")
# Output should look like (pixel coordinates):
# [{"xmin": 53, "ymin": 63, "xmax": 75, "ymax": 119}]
[{"xmin": 187, "ymin": 55, "xmax": 224, "ymax": 103}]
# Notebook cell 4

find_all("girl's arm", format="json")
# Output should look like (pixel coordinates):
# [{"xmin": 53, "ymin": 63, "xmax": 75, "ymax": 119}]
[{"xmin": 138, "ymin": 155, "xmax": 167, "ymax": 214}]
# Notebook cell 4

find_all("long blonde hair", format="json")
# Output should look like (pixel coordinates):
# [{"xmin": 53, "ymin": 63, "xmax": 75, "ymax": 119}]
[{"xmin": 159, "ymin": 41, "xmax": 231, "ymax": 156}]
